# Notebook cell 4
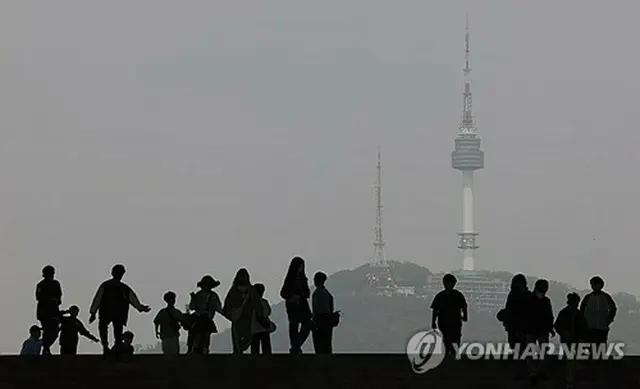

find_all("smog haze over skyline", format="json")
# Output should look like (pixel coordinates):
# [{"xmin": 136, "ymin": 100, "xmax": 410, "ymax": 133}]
[{"xmin": 1, "ymin": 1, "xmax": 639, "ymax": 352}]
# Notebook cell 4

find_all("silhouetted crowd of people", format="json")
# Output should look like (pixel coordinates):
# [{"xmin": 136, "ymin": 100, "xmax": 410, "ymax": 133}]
[
  {"xmin": 21, "ymin": 257, "xmax": 340, "ymax": 357},
  {"xmin": 431, "ymin": 273, "xmax": 617, "ymax": 388}
]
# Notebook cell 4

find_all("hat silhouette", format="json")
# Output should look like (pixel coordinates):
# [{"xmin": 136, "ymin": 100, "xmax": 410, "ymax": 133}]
[{"xmin": 197, "ymin": 275, "xmax": 221, "ymax": 288}]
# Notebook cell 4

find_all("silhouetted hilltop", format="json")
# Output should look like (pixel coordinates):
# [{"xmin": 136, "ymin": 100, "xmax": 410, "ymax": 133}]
[{"xmin": 137, "ymin": 261, "xmax": 640, "ymax": 354}]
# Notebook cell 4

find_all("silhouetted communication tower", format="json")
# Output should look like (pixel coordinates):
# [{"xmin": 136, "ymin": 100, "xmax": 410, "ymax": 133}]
[
  {"xmin": 451, "ymin": 17, "xmax": 484, "ymax": 270},
  {"xmin": 372, "ymin": 148, "xmax": 389, "ymax": 267}
]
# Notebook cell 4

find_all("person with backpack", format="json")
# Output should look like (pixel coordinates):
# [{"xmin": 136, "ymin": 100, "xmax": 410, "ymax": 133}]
[
  {"xmin": 188, "ymin": 275, "xmax": 223, "ymax": 354},
  {"xmin": 250, "ymin": 283, "xmax": 276, "ymax": 354},
  {"xmin": 311, "ymin": 271, "xmax": 339, "ymax": 354},
  {"xmin": 579, "ymin": 276, "xmax": 617, "ymax": 353},
  {"xmin": 154, "ymin": 291, "xmax": 185, "ymax": 355}
]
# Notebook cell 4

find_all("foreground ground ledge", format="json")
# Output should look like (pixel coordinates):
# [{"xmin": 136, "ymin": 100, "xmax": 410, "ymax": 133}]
[{"xmin": 0, "ymin": 354, "xmax": 637, "ymax": 388}]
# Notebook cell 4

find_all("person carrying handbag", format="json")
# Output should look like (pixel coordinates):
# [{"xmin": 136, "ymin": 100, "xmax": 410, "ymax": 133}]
[
  {"xmin": 188, "ymin": 275, "xmax": 222, "ymax": 354},
  {"xmin": 311, "ymin": 272, "xmax": 338, "ymax": 354},
  {"xmin": 223, "ymin": 268, "xmax": 266, "ymax": 355}
]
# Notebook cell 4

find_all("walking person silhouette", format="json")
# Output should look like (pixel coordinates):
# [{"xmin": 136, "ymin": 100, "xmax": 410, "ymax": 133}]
[
  {"xmin": 59, "ymin": 305, "xmax": 99, "ymax": 355},
  {"xmin": 35, "ymin": 265, "xmax": 63, "ymax": 355},
  {"xmin": 430, "ymin": 273, "xmax": 468, "ymax": 356},
  {"xmin": 280, "ymin": 257, "xmax": 312, "ymax": 354},
  {"xmin": 89, "ymin": 264, "xmax": 151, "ymax": 356}
]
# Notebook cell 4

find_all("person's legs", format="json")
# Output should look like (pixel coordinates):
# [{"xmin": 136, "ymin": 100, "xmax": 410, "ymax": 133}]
[
  {"xmin": 297, "ymin": 316, "xmax": 312, "ymax": 352},
  {"xmin": 231, "ymin": 324, "xmax": 244, "ymax": 355},
  {"xmin": 186, "ymin": 330, "xmax": 194, "ymax": 354},
  {"xmin": 288, "ymin": 318, "xmax": 301, "ymax": 354},
  {"xmin": 536, "ymin": 335, "xmax": 550, "ymax": 378},
  {"xmin": 40, "ymin": 318, "xmax": 60, "ymax": 354},
  {"xmin": 312, "ymin": 326, "xmax": 331, "ymax": 354},
  {"xmin": 201, "ymin": 330, "xmax": 211, "ymax": 354},
  {"xmin": 251, "ymin": 334, "xmax": 261, "ymax": 354},
  {"xmin": 98, "ymin": 318, "xmax": 110, "ymax": 351},
  {"xmin": 312, "ymin": 328, "xmax": 321, "ymax": 354},
  {"xmin": 262, "ymin": 333, "xmax": 272, "ymax": 355},
  {"xmin": 162, "ymin": 337, "xmax": 180, "ymax": 355},
  {"xmin": 112, "ymin": 322, "xmax": 124, "ymax": 347},
  {"xmin": 326, "ymin": 327, "xmax": 333, "ymax": 354},
  {"xmin": 192, "ymin": 332, "xmax": 203, "ymax": 354},
  {"xmin": 60, "ymin": 341, "xmax": 78, "ymax": 355}
]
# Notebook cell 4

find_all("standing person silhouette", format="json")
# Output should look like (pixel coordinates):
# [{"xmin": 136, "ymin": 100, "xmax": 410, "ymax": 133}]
[
  {"xmin": 311, "ymin": 271, "xmax": 337, "ymax": 354},
  {"xmin": 501, "ymin": 274, "xmax": 531, "ymax": 359},
  {"xmin": 223, "ymin": 268, "xmax": 265, "ymax": 355},
  {"xmin": 580, "ymin": 276, "xmax": 617, "ymax": 355},
  {"xmin": 89, "ymin": 264, "xmax": 151, "ymax": 355},
  {"xmin": 524, "ymin": 279, "xmax": 555, "ymax": 384},
  {"xmin": 35, "ymin": 265, "xmax": 63, "ymax": 355},
  {"xmin": 280, "ymin": 257, "xmax": 312, "ymax": 354}
]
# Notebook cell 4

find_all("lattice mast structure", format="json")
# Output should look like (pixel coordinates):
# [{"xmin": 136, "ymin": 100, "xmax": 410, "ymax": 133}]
[
  {"xmin": 451, "ymin": 17, "xmax": 485, "ymax": 270},
  {"xmin": 372, "ymin": 148, "xmax": 390, "ymax": 267}
]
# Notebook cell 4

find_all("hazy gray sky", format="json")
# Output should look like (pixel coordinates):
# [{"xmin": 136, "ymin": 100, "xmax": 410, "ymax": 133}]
[{"xmin": 1, "ymin": 1, "xmax": 639, "ymax": 352}]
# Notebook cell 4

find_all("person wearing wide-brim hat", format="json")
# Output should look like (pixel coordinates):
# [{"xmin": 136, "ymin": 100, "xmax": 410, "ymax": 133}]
[
  {"xmin": 196, "ymin": 275, "xmax": 221, "ymax": 290},
  {"xmin": 187, "ymin": 275, "xmax": 223, "ymax": 354}
]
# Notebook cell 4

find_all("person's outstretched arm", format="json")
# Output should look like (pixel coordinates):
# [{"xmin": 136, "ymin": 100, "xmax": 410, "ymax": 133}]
[
  {"xmin": 77, "ymin": 320, "xmax": 99, "ymax": 342},
  {"xmin": 127, "ymin": 287, "xmax": 149, "ymax": 312}
]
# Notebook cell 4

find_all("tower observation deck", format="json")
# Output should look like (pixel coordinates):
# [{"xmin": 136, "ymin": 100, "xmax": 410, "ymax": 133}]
[{"xmin": 452, "ymin": 17, "xmax": 484, "ymax": 271}]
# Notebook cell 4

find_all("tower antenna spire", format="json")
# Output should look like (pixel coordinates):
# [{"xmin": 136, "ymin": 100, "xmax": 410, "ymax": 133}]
[
  {"xmin": 460, "ymin": 14, "xmax": 476, "ymax": 135},
  {"xmin": 373, "ymin": 147, "xmax": 387, "ymax": 266}
]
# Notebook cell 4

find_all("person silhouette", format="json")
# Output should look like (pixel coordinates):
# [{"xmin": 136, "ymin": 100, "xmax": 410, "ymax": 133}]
[
  {"xmin": 154, "ymin": 291, "xmax": 186, "ymax": 355},
  {"xmin": 280, "ymin": 257, "xmax": 312, "ymax": 354},
  {"xmin": 188, "ymin": 276, "xmax": 223, "ymax": 354},
  {"xmin": 555, "ymin": 293, "xmax": 587, "ymax": 389},
  {"xmin": 35, "ymin": 265, "xmax": 62, "ymax": 355},
  {"xmin": 20, "ymin": 325, "xmax": 43, "ymax": 356},
  {"xmin": 580, "ymin": 276, "xmax": 617, "ymax": 356},
  {"xmin": 89, "ymin": 264, "xmax": 150, "ymax": 355},
  {"xmin": 311, "ymin": 271, "xmax": 337, "ymax": 355},
  {"xmin": 59, "ymin": 305, "xmax": 99, "ymax": 355},
  {"xmin": 501, "ymin": 274, "xmax": 530, "ymax": 359},
  {"xmin": 524, "ymin": 279, "xmax": 554, "ymax": 384},
  {"xmin": 430, "ymin": 273, "xmax": 468, "ymax": 356},
  {"xmin": 223, "ymin": 268, "xmax": 266, "ymax": 355},
  {"xmin": 250, "ymin": 283, "xmax": 275, "ymax": 354}
]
